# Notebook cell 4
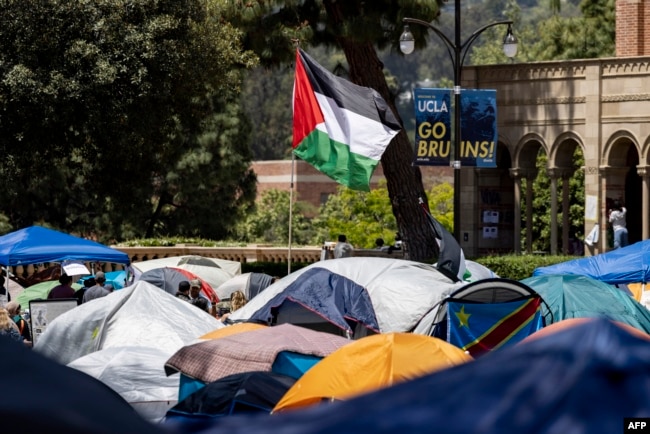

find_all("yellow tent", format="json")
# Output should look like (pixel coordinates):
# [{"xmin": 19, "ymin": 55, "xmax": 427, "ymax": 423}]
[
  {"xmin": 200, "ymin": 322, "xmax": 267, "ymax": 340},
  {"xmin": 273, "ymin": 332, "xmax": 472, "ymax": 413}
]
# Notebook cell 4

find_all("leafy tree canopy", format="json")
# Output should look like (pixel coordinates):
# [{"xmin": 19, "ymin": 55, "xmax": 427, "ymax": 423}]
[{"xmin": 0, "ymin": 0, "xmax": 258, "ymax": 242}]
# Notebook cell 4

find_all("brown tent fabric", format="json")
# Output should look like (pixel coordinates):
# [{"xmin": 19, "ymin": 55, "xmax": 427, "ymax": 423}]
[{"xmin": 165, "ymin": 324, "xmax": 351, "ymax": 383}]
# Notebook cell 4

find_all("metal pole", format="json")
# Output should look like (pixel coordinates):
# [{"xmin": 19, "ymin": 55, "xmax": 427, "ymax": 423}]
[{"xmin": 453, "ymin": 0, "xmax": 462, "ymax": 243}]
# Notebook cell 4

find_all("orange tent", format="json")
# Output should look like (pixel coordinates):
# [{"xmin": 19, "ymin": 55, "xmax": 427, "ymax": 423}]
[
  {"xmin": 273, "ymin": 332, "xmax": 472, "ymax": 413},
  {"xmin": 200, "ymin": 322, "xmax": 267, "ymax": 340}
]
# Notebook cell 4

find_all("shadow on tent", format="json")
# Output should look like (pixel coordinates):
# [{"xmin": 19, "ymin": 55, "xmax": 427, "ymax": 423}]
[{"xmin": 426, "ymin": 278, "xmax": 551, "ymax": 357}]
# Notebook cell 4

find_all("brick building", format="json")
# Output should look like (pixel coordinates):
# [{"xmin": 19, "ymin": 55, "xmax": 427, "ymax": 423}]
[{"xmin": 251, "ymin": 160, "xmax": 453, "ymax": 211}]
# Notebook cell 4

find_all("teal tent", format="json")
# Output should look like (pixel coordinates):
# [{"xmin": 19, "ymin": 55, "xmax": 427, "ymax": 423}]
[{"xmin": 521, "ymin": 274, "xmax": 650, "ymax": 333}]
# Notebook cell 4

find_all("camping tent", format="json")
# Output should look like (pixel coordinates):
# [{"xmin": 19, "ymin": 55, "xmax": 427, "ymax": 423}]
[
  {"xmin": 68, "ymin": 346, "xmax": 180, "ymax": 423},
  {"xmin": 182, "ymin": 319, "xmax": 650, "ymax": 434},
  {"xmin": 132, "ymin": 255, "xmax": 241, "ymax": 279},
  {"xmin": 165, "ymin": 324, "xmax": 351, "ymax": 401},
  {"xmin": 0, "ymin": 226, "xmax": 130, "ymax": 266},
  {"xmin": 16, "ymin": 280, "xmax": 82, "ymax": 310},
  {"xmin": 532, "ymin": 239, "xmax": 650, "ymax": 284},
  {"xmin": 215, "ymin": 273, "xmax": 275, "ymax": 300},
  {"xmin": 273, "ymin": 333, "xmax": 472, "ymax": 413},
  {"xmin": 35, "ymin": 280, "xmax": 223, "ymax": 365},
  {"xmin": 414, "ymin": 278, "xmax": 544, "ymax": 356},
  {"xmin": 244, "ymin": 267, "xmax": 380, "ymax": 338},
  {"xmin": 164, "ymin": 371, "xmax": 296, "ymax": 430},
  {"xmin": 228, "ymin": 257, "xmax": 463, "ymax": 334},
  {"xmin": 139, "ymin": 267, "xmax": 218, "ymax": 302},
  {"xmin": 521, "ymin": 274, "xmax": 650, "ymax": 333}
]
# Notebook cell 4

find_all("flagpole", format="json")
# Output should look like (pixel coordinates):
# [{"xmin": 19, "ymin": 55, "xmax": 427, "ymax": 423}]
[
  {"xmin": 288, "ymin": 153, "xmax": 295, "ymax": 275},
  {"xmin": 287, "ymin": 39, "xmax": 301, "ymax": 277}
]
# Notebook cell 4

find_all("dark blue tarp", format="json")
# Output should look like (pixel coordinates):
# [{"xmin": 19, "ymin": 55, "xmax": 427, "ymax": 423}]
[
  {"xmin": 0, "ymin": 335, "xmax": 164, "ymax": 434},
  {"xmin": 0, "ymin": 226, "xmax": 130, "ymax": 266},
  {"xmin": 190, "ymin": 318, "xmax": 650, "ymax": 434},
  {"xmin": 532, "ymin": 239, "xmax": 650, "ymax": 284},
  {"xmin": 165, "ymin": 371, "xmax": 296, "ymax": 433},
  {"xmin": 247, "ymin": 267, "xmax": 379, "ymax": 334}
]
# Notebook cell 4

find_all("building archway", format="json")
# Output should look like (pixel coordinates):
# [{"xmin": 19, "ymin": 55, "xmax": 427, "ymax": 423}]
[{"xmin": 603, "ymin": 133, "xmax": 641, "ymax": 248}]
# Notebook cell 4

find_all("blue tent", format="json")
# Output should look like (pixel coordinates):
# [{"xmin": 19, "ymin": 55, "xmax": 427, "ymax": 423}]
[
  {"xmin": 191, "ymin": 318, "xmax": 650, "ymax": 434},
  {"xmin": 247, "ymin": 267, "xmax": 380, "ymax": 338},
  {"xmin": 532, "ymin": 239, "xmax": 650, "ymax": 284},
  {"xmin": 0, "ymin": 226, "xmax": 129, "ymax": 266}
]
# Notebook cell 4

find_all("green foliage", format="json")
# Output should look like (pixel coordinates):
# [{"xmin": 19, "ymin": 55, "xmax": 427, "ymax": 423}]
[
  {"xmin": 309, "ymin": 180, "xmax": 453, "ymax": 248},
  {"xmin": 232, "ymin": 189, "xmax": 317, "ymax": 245},
  {"xmin": 475, "ymin": 254, "xmax": 574, "ymax": 281},
  {"xmin": 521, "ymin": 148, "xmax": 585, "ymax": 253},
  {"xmin": 0, "ymin": 0, "xmax": 258, "ymax": 243},
  {"xmin": 311, "ymin": 183, "xmax": 397, "ymax": 248}
]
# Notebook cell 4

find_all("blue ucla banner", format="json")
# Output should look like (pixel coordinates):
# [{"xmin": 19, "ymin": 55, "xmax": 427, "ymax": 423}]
[
  {"xmin": 413, "ymin": 88, "xmax": 451, "ymax": 166},
  {"xmin": 413, "ymin": 88, "xmax": 498, "ymax": 167}
]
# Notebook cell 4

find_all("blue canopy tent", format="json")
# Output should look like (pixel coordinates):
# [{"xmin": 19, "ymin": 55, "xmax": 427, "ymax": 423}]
[
  {"xmin": 532, "ymin": 239, "xmax": 650, "ymax": 284},
  {"xmin": 0, "ymin": 226, "xmax": 130, "ymax": 266}
]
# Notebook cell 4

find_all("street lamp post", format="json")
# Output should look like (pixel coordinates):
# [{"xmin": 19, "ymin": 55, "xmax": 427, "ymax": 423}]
[{"xmin": 400, "ymin": 2, "xmax": 518, "ymax": 243}]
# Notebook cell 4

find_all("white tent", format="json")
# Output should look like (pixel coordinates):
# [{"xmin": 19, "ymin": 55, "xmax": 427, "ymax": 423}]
[
  {"xmin": 68, "ymin": 346, "xmax": 179, "ymax": 423},
  {"xmin": 228, "ymin": 257, "xmax": 464, "ymax": 334},
  {"xmin": 35, "ymin": 280, "xmax": 223, "ymax": 365},
  {"xmin": 132, "ymin": 255, "xmax": 241, "ymax": 277}
]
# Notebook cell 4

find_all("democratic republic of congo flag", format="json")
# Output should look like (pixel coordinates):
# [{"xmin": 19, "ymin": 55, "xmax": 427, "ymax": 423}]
[
  {"xmin": 292, "ymin": 49, "xmax": 401, "ymax": 191},
  {"xmin": 447, "ymin": 297, "xmax": 543, "ymax": 357}
]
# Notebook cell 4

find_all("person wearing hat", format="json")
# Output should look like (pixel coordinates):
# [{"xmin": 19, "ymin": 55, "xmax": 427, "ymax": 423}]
[
  {"xmin": 189, "ymin": 279, "xmax": 216, "ymax": 315},
  {"xmin": 82, "ymin": 271, "xmax": 111, "ymax": 303}
]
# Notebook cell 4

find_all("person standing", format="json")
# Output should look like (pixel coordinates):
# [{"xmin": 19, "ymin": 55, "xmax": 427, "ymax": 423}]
[
  {"xmin": 334, "ymin": 234, "xmax": 353, "ymax": 259},
  {"xmin": 82, "ymin": 271, "xmax": 111, "ymax": 303},
  {"xmin": 608, "ymin": 200, "xmax": 628, "ymax": 249},
  {"xmin": 176, "ymin": 280, "xmax": 191, "ymax": 302},
  {"xmin": 47, "ymin": 274, "xmax": 76, "ymax": 299},
  {"xmin": 5, "ymin": 301, "xmax": 31, "ymax": 346}
]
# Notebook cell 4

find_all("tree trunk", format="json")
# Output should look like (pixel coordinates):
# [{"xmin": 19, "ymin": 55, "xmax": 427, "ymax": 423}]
[{"xmin": 324, "ymin": 1, "xmax": 438, "ymax": 262}]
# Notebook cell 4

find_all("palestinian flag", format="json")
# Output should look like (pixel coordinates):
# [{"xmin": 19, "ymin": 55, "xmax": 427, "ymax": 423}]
[{"xmin": 292, "ymin": 49, "xmax": 401, "ymax": 191}]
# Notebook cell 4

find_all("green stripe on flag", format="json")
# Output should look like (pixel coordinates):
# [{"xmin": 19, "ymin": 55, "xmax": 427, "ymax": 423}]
[{"xmin": 294, "ymin": 129, "xmax": 380, "ymax": 192}]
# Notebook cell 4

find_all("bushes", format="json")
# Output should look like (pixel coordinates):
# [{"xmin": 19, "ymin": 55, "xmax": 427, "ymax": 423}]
[{"xmin": 475, "ymin": 254, "xmax": 575, "ymax": 281}]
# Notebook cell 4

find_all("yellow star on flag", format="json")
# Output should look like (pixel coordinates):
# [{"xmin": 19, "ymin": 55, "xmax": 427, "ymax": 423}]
[{"xmin": 454, "ymin": 305, "xmax": 471, "ymax": 328}]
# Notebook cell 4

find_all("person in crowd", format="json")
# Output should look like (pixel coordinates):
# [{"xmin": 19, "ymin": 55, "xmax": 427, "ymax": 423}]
[
  {"xmin": 608, "ymin": 200, "xmax": 628, "ymax": 249},
  {"xmin": 176, "ymin": 280, "xmax": 191, "ymax": 302},
  {"xmin": 334, "ymin": 234, "xmax": 354, "ymax": 259},
  {"xmin": 230, "ymin": 290, "xmax": 248, "ymax": 312},
  {"xmin": 189, "ymin": 279, "xmax": 217, "ymax": 316},
  {"xmin": 47, "ymin": 274, "xmax": 76, "ymax": 299},
  {"xmin": 388, "ymin": 232, "xmax": 403, "ymax": 253},
  {"xmin": 220, "ymin": 289, "xmax": 248, "ymax": 323},
  {"xmin": 5, "ymin": 301, "xmax": 31, "ymax": 346},
  {"xmin": 0, "ymin": 307, "xmax": 22, "ymax": 342},
  {"xmin": 82, "ymin": 271, "xmax": 111, "ymax": 303},
  {"xmin": 75, "ymin": 277, "xmax": 95, "ymax": 305},
  {"xmin": 190, "ymin": 297, "xmax": 210, "ymax": 313}
]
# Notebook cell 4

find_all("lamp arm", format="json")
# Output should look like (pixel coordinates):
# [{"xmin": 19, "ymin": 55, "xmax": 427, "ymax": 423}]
[
  {"xmin": 402, "ymin": 17, "xmax": 457, "ymax": 68},
  {"xmin": 458, "ymin": 20, "xmax": 513, "ymax": 69}
]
